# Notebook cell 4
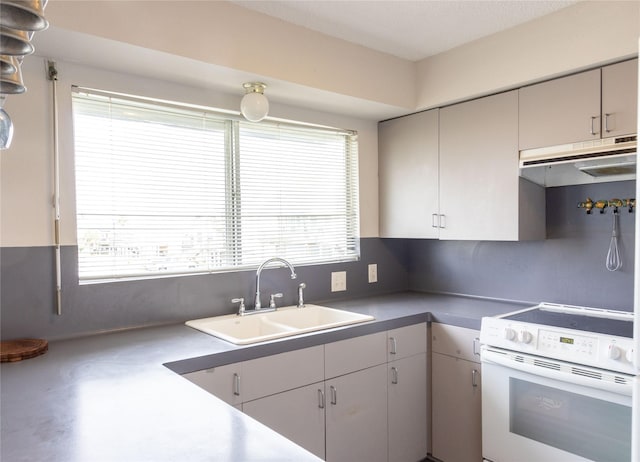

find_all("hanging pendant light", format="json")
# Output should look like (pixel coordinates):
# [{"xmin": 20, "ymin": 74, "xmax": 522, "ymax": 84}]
[
  {"xmin": 0, "ymin": 0, "xmax": 49, "ymax": 32},
  {"xmin": 240, "ymin": 82, "xmax": 269, "ymax": 122},
  {"xmin": 0, "ymin": 97, "xmax": 13, "ymax": 149},
  {"xmin": 0, "ymin": 26, "xmax": 34, "ymax": 56},
  {"xmin": 0, "ymin": 60, "xmax": 26, "ymax": 94},
  {"xmin": 0, "ymin": 55, "xmax": 18, "ymax": 74}
]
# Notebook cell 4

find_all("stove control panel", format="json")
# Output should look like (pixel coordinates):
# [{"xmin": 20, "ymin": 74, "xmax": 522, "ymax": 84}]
[{"xmin": 480, "ymin": 317, "xmax": 636, "ymax": 374}]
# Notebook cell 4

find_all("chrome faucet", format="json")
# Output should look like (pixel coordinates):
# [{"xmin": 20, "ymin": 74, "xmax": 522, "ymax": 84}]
[{"xmin": 254, "ymin": 257, "xmax": 297, "ymax": 310}]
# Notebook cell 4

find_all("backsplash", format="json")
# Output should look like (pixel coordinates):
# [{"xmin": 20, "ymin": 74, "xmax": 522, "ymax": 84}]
[
  {"xmin": 406, "ymin": 180, "xmax": 636, "ymax": 311},
  {"xmin": 0, "ymin": 238, "xmax": 408, "ymax": 340}
]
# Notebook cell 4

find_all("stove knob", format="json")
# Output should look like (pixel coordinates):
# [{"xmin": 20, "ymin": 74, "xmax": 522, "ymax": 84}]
[
  {"xmin": 519, "ymin": 330, "xmax": 533, "ymax": 344},
  {"xmin": 504, "ymin": 328, "xmax": 517, "ymax": 341},
  {"xmin": 626, "ymin": 348, "xmax": 635, "ymax": 363},
  {"xmin": 608, "ymin": 344, "xmax": 622, "ymax": 360}
]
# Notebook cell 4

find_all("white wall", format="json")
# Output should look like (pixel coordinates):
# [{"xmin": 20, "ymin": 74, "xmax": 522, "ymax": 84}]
[
  {"xmin": 416, "ymin": 1, "xmax": 640, "ymax": 110},
  {"xmin": 0, "ymin": 58, "xmax": 380, "ymax": 247}
]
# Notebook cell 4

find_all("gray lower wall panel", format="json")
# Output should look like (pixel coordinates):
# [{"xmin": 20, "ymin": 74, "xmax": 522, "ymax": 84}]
[{"xmin": 1, "ymin": 238, "xmax": 409, "ymax": 340}]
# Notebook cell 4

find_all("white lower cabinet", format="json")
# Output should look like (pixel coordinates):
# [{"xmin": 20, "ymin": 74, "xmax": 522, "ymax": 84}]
[
  {"xmin": 243, "ymin": 382, "xmax": 326, "ymax": 459},
  {"xmin": 325, "ymin": 364, "xmax": 388, "ymax": 462},
  {"xmin": 183, "ymin": 322, "xmax": 429, "ymax": 462},
  {"xmin": 431, "ymin": 323, "xmax": 482, "ymax": 462},
  {"xmin": 388, "ymin": 353, "xmax": 428, "ymax": 462}
]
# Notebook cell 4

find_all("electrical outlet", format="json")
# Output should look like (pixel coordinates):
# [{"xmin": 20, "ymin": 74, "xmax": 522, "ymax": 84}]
[
  {"xmin": 331, "ymin": 271, "xmax": 347, "ymax": 292},
  {"xmin": 368, "ymin": 264, "xmax": 378, "ymax": 283}
]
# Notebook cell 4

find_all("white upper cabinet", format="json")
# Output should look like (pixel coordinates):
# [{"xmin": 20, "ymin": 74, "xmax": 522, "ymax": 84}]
[
  {"xmin": 519, "ymin": 59, "xmax": 638, "ymax": 150},
  {"xmin": 439, "ymin": 90, "xmax": 545, "ymax": 241},
  {"xmin": 379, "ymin": 109, "xmax": 439, "ymax": 239},
  {"xmin": 601, "ymin": 59, "xmax": 638, "ymax": 138}
]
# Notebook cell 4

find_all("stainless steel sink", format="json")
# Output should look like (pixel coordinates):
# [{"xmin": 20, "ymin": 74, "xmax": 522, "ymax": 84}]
[{"xmin": 186, "ymin": 305, "xmax": 374, "ymax": 345}]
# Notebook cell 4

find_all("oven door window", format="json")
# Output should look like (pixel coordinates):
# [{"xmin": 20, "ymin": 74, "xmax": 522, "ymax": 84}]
[{"xmin": 509, "ymin": 378, "xmax": 631, "ymax": 462}]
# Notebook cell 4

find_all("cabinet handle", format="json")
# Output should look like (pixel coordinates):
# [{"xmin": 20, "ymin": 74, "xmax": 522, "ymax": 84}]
[
  {"xmin": 473, "ymin": 337, "xmax": 481, "ymax": 357},
  {"xmin": 439, "ymin": 214, "xmax": 446, "ymax": 229},
  {"xmin": 472, "ymin": 369, "xmax": 479, "ymax": 388},
  {"xmin": 604, "ymin": 113, "xmax": 612, "ymax": 133},
  {"xmin": 233, "ymin": 373, "xmax": 240, "ymax": 396},
  {"xmin": 590, "ymin": 116, "xmax": 599, "ymax": 135},
  {"xmin": 329, "ymin": 385, "xmax": 337, "ymax": 405},
  {"xmin": 389, "ymin": 337, "xmax": 397, "ymax": 355},
  {"xmin": 318, "ymin": 389, "xmax": 325, "ymax": 409},
  {"xmin": 391, "ymin": 366, "xmax": 399, "ymax": 384},
  {"xmin": 432, "ymin": 213, "xmax": 439, "ymax": 229}
]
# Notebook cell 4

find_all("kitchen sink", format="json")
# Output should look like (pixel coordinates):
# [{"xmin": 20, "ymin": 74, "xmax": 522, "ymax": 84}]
[{"xmin": 185, "ymin": 305, "xmax": 374, "ymax": 345}]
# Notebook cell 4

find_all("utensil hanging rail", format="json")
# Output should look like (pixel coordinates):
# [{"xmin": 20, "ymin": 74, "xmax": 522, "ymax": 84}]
[{"xmin": 577, "ymin": 197, "xmax": 635, "ymax": 214}]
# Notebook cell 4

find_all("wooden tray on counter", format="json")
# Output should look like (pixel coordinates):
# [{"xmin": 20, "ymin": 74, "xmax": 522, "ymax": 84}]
[{"xmin": 1, "ymin": 339, "xmax": 48, "ymax": 362}]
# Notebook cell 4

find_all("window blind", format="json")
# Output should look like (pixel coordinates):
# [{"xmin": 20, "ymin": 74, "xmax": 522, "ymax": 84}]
[{"xmin": 72, "ymin": 89, "xmax": 359, "ymax": 282}]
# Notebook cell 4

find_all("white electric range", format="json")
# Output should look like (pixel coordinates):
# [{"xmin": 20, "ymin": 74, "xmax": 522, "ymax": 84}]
[{"xmin": 480, "ymin": 302, "xmax": 635, "ymax": 462}]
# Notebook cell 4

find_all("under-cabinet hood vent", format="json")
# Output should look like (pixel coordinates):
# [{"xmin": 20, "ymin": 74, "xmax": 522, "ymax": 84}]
[{"xmin": 519, "ymin": 135, "xmax": 637, "ymax": 187}]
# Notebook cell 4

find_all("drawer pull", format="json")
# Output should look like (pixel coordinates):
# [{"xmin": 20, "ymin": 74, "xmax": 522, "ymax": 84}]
[
  {"xmin": 330, "ymin": 385, "xmax": 337, "ymax": 405},
  {"xmin": 391, "ymin": 366, "xmax": 399, "ymax": 384},
  {"xmin": 233, "ymin": 373, "xmax": 240, "ymax": 396},
  {"xmin": 389, "ymin": 337, "xmax": 397, "ymax": 355}
]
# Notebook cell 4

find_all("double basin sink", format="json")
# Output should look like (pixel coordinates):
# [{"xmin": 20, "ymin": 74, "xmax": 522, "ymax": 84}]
[{"xmin": 186, "ymin": 305, "xmax": 375, "ymax": 345}]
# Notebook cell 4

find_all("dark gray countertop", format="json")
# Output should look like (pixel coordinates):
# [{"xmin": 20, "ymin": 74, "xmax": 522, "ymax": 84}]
[{"xmin": 1, "ymin": 291, "xmax": 525, "ymax": 461}]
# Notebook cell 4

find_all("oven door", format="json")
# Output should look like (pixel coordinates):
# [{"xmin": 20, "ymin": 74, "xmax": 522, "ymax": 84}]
[{"xmin": 481, "ymin": 346, "xmax": 633, "ymax": 462}]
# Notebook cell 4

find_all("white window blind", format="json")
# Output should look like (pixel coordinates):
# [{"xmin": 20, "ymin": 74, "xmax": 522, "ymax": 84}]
[{"xmin": 72, "ymin": 89, "xmax": 359, "ymax": 282}]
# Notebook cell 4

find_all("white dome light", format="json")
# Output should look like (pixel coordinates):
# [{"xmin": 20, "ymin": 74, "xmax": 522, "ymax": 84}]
[{"xmin": 240, "ymin": 82, "xmax": 269, "ymax": 122}]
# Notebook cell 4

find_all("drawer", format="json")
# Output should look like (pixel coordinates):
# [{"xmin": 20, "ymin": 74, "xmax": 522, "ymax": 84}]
[
  {"xmin": 431, "ymin": 323, "xmax": 480, "ymax": 363},
  {"xmin": 242, "ymin": 345, "xmax": 324, "ymax": 402},
  {"xmin": 183, "ymin": 362, "xmax": 243, "ymax": 406},
  {"xmin": 387, "ymin": 322, "xmax": 427, "ymax": 361},
  {"xmin": 325, "ymin": 331, "xmax": 387, "ymax": 379}
]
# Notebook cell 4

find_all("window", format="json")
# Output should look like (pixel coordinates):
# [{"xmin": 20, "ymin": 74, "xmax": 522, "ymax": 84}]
[{"xmin": 71, "ymin": 89, "xmax": 359, "ymax": 282}]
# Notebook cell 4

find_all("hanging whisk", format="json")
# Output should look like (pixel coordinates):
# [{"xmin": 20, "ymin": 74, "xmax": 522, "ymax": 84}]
[{"xmin": 606, "ymin": 209, "xmax": 622, "ymax": 271}]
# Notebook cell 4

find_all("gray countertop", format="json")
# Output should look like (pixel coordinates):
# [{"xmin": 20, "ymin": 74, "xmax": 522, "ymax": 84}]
[{"xmin": 0, "ymin": 291, "xmax": 525, "ymax": 462}]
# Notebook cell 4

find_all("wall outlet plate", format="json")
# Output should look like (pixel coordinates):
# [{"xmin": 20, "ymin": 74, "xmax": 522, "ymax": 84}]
[
  {"xmin": 331, "ymin": 271, "xmax": 347, "ymax": 292},
  {"xmin": 368, "ymin": 264, "xmax": 378, "ymax": 283}
]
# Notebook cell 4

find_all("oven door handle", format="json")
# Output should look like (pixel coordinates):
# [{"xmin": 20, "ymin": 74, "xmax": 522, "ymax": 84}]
[{"xmin": 481, "ymin": 347, "xmax": 633, "ymax": 397}]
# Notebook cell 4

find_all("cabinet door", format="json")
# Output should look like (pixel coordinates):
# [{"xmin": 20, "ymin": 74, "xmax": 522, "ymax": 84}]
[
  {"xmin": 325, "ymin": 364, "xmax": 388, "ymax": 462},
  {"xmin": 387, "ymin": 322, "xmax": 427, "ymax": 362},
  {"xmin": 379, "ymin": 109, "xmax": 439, "ymax": 239},
  {"xmin": 388, "ymin": 353, "xmax": 428, "ymax": 462},
  {"xmin": 602, "ymin": 59, "xmax": 638, "ymax": 138},
  {"xmin": 431, "ymin": 353, "xmax": 482, "ymax": 462},
  {"xmin": 519, "ymin": 69, "xmax": 601, "ymax": 149},
  {"xmin": 243, "ymin": 383, "xmax": 326, "ymax": 460},
  {"xmin": 182, "ymin": 363, "xmax": 242, "ymax": 406},
  {"xmin": 241, "ymin": 345, "xmax": 324, "ymax": 402},
  {"xmin": 439, "ymin": 90, "xmax": 526, "ymax": 241}
]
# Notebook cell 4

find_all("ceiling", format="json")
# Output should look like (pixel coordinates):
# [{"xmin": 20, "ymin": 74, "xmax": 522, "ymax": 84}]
[
  {"xmin": 30, "ymin": 0, "xmax": 581, "ymax": 121},
  {"xmin": 230, "ymin": 0, "xmax": 577, "ymax": 61}
]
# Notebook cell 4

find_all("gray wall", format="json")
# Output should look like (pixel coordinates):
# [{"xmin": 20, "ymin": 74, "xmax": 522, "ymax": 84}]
[
  {"xmin": 1, "ymin": 238, "xmax": 409, "ymax": 340},
  {"xmin": 407, "ymin": 180, "xmax": 636, "ymax": 311},
  {"xmin": 2, "ymin": 181, "xmax": 636, "ymax": 341}
]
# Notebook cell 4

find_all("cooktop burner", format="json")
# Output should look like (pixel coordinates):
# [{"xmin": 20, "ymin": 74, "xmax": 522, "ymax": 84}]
[{"xmin": 503, "ymin": 303, "xmax": 634, "ymax": 338}]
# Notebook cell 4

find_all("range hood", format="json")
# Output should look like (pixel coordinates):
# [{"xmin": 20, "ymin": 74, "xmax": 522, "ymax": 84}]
[{"xmin": 519, "ymin": 135, "xmax": 637, "ymax": 187}]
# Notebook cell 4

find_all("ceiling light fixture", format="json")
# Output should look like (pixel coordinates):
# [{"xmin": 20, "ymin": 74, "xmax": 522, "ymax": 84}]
[
  {"xmin": 0, "ymin": 96, "xmax": 13, "ymax": 149},
  {"xmin": 0, "ymin": 0, "xmax": 49, "ymax": 32},
  {"xmin": 240, "ymin": 82, "xmax": 269, "ymax": 122}
]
